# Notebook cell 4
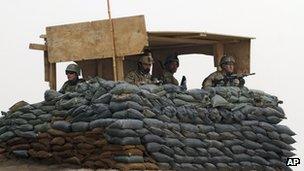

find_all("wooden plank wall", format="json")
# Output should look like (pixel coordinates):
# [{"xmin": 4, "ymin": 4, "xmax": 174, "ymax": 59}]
[
  {"xmin": 46, "ymin": 15, "xmax": 148, "ymax": 63},
  {"xmin": 224, "ymin": 40, "xmax": 251, "ymax": 73}
]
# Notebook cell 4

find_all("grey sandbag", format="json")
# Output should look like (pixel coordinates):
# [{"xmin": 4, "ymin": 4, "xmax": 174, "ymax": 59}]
[
  {"xmin": 114, "ymin": 156, "xmax": 144, "ymax": 163},
  {"xmin": 186, "ymin": 89, "xmax": 210, "ymax": 101},
  {"xmin": 89, "ymin": 118, "xmax": 116, "ymax": 129},
  {"xmin": 243, "ymin": 140, "xmax": 262, "ymax": 149},
  {"xmin": 163, "ymin": 84, "xmax": 182, "ymax": 93},
  {"xmin": 105, "ymin": 128, "xmax": 138, "ymax": 137},
  {"xmin": 174, "ymin": 147, "xmax": 186, "ymax": 156},
  {"xmin": 231, "ymin": 145, "xmax": 246, "ymax": 154},
  {"xmin": 16, "ymin": 124, "xmax": 33, "ymax": 132},
  {"xmin": 272, "ymin": 140, "xmax": 295, "ymax": 151},
  {"xmin": 52, "ymin": 121, "xmax": 71, "ymax": 132},
  {"xmin": 233, "ymin": 153, "xmax": 251, "ymax": 162},
  {"xmin": 268, "ymin": 131, "xmax": 280, "ymax": 140},
  {"xmin": 143, "ymin": 108, "xmax": 156, "ymax": 118},
  {"xmin": 211, "ymin": 95, "xmax": 230, "ymax": 108},
  {"xmin": 56, "ymin": 97, "xmax": 88, "ymax": 109},
  {"xmin": 183, "ymin": 146, "xmax": 198, "ymax": 156},
  {"xmin": 160, "ymin": 145, "xmax": 175, "ymax": 157},
  {"xmin": 38, "ymin": 114, "xmax": 52, "ymax": 122},
  {"xmin": 208, "ymin": 147, "xmax": 224, "ymax": 156},
  {"xmin": 256, "ymin": 133, "xmax": 271, "ymax": 142},
  {"xmin": 149, "ymin": 127, "xmax": 165, "ymax": 136},
  {"xmin": 215, "ymin": 124, "xmax": 237, "ymax": 133},
  {"xmin": 14, "ymin": 130, "xmax": 37, "ymax": 139},
  {"xmin": 34, "ymin": 123, "xmax": 50, "ymax": 133},
  {"xmin": 20, "ymin": 113, "xmax": 36, "ymax": 120},
  {"xmin": 92, "ymin": 93, "xmax": 112, "ymax": 104},
  {"xmin": 162, "ymin": 106, "xmax": 177, "ymax": 117},
  {"xmin": 182, "ymin": 138, "xmax": 204, "ymax": 148},
  {"xmin": 174, "ymin": 154, "xmax": 194, "ymax": 163},
  {"xmin": 0, "ymin": 126, "xmax": 7, "ymax": 135},
  {"xmin": 241, "ymin": 120, "xmax": 259, "ymax": 126},
  {"xmin": 180, "ymin": 123, "xmax": 199, "ymax": 133},
  {"xmin": 110, "ymin": 83, "xmax": 140, "ymax": 95},
  {"xmin": 222, "ymin": 139, "xmax": 243, "ymax": 147},
  {"xmin": 280, "ymin": 133, "xmax": 296, "ymax": 144},
  {"xmin": 143, "ymin": 118, "xmax": 165, "ymax": 129},
  {"xmin": 140, "ymin": 84, "xmax": 164, "ymax": 93},
  {"xmin": 258, "ymin": 122, "xmax": 276, "ymax": 131},
  {"xmin": 198, "ymin": 125, "xmax": 214, "ymax": 133},
  {"xmin": 194, "ymin": 157, "xmax": 208, "ymax": 164},
  {"xmin": 210, "ymin": 156, "xmax": 233, "ymax": 163},
  {"xmin": 143, "ymin": 134, "xmax": 165, "ymax": 144},
  {"xmin": 136, "ymin": 128, "xmax": 150, "ymax": 137},
  {"xmin": 275, "ymin": 125, "xmax": 296, "ymax": 135},
  {"xmin": 262, "ymin": 142, "xmax": 281, "ymax": 153},
  {"xmin": 152, "ymin": 152, "xmax": 174, "ymax": 163},
  {"xmin": 11, "ymin": 118, "xmax": 28, "ymax": 125},
  {"xmin": 146, "ymin": 142, "xmax": 162, "ymax": 153},
  {"xmin": 165, "ymin": 138, "xmax": 184, "ymax": 147},
  {"xmin": 71, "ymin": 122, "xmax": 89, "ymax": 132},
  {"xmin": 0, "ymin": 131, "xmax": 15, "ymax": 142},
  {"xmin": 44, "ymin": 89, "xmax": 62, "ymax": 101},
  {"xmin": 112, "ymin": 109, "xmax": 144, "ymax": 120},
  {"xmin": 251, "ymin": 156, "xmax": 269, "ymax": 165},
  {"xmin": 242, "ymin": 131, "xmax": 257, "ymax": 141},
  {"xmin": 167, "ymin": 123, "xmax": 180, "ymax": 131},
  {"xmin": 251, "ymin": 125, "xmax": 267, "ymax": 135},
  {"xmin": 13, "ymin": 150, "xmax": 29, "ymax": 158},
  {"xmin": 267, "ymin": 116, "xmax": 282, "ymax": 124},
  {"xmin": 108, "ymin": 119, "xmax": 143, "ymax": 129},
  {"xmin": 175, "ymin": 93, "xmax": 196, "ymax": 102},
  {"xmin": 109, "ymin": 101, "xmax": 143, "ymax": 112},
  {"xmin": 105, "ymin": 135, "xmax": 141, "ymax": 145}
]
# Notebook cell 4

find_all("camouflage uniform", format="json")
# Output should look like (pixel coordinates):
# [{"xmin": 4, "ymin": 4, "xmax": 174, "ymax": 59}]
[
  {"xmin": 162, "ymin": 70, "xmax": 179, "ymax": 85},
  {"xmin": 202, "ymin": 71, "xmax": 240, "ymax": 88},
  {"xmin": 59, "ymin": 63, "xmax": 85, "ymax": 94},
  {"xmin": 59, "ymin": 79, "xmax": 85, "ymax": 94},
  {"xmin": 125, "ymin": 70, "xmax": 152, "ymax": 85},
  {"xmin": 202, "ymin": 55, "xmax": 241, "ymax": 88}
]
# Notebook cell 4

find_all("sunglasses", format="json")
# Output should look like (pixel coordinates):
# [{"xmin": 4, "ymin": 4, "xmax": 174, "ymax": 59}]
[{"xmin": 66, "ymin": 71, "xmax": 76, "ymax": 75}]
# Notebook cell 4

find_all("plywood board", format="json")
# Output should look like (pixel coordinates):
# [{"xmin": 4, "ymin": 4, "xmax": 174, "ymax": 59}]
[
  {"xmin": 46, "ymin": 15, "xmax": 148, "ymax": 63},
  {"xmin": 224, "ymin": 40, "xmax": 251, "ymax": 73}
]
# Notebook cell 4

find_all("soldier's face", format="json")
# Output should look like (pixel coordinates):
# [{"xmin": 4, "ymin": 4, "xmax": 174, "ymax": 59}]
[
  {"xmin": 168, "ymin": 61, "xmax": 179, "ymax": 73},
  {"xmin": 66, "ymin": 72, "xmax": 77, "ymax": 81},
  {"xmin": 223, "ymin": 64, "xmax": 234, "ymax": 73},
  {"xmin": 141, "ymin": 63, "xmax": 152, "ymax": 74}
]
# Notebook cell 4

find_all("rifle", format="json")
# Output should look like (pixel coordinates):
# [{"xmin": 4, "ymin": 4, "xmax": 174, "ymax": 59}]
[{"xmin": 216, "ymin": 73, "xmax": 255, "ymax": 87}]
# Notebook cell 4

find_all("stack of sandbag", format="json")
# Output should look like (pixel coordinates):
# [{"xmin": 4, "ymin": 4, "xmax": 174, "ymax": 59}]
[{"xmin": 0, "ymin": 77, "xmax": 295, "ymax": 171}]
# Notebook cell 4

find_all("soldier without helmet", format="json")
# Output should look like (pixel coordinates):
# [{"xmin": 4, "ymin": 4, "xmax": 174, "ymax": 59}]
[{"xmin": 59, "ymin": 64, "xmax": 85, "ymax": 94}]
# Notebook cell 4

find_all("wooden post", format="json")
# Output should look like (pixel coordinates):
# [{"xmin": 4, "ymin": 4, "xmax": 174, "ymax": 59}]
[
  {"xmin": 43, "ymin": 39, "xmax": 50, "ymax": 82},
  {"xmin": 107, "ymin": 0, "xmax": 118, "ymax": 81},
  {"xmin": 116, "ymin": 56, "xmax": 124, "ymax": 80},
  {"xmin": 214, "ymin": 43, "xmax": 224, "ymax": 71},
  {"xmin": 49, "ymin": 63, "xmax": 57, "ymax": 90}
]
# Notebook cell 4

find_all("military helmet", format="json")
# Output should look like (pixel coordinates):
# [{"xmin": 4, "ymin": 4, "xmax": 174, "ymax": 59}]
[
  {"xmin": 138, "ymin": 54, "xmax": 154, "ymax": 65},
  {"xmin": 164, "ymin": 54, "xmax": 179, "ymax": 66},
  {"xmin": 220, "ymin": 55, "xmax": 235, "ymax": 66},
  {"xmin": 65, "ymin": 64, "xmax": 81, "ymax": 75}
]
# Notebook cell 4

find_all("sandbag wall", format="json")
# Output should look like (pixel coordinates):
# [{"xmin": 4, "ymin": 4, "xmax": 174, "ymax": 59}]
[{"xmin": 0, "ymin": 77, "xmax": 296, "ymax": 171}]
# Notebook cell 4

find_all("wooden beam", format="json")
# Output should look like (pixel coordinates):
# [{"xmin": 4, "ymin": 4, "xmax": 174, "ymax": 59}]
[
  {"xmin": 40, "ymin": 34, "xmax": 47, "ymax": 39},
  {"xmin": 214, "ymin": 43, "xmax": 224, "ymax": 70},
  {"xmin": 149, "ymin": 36, "xmax": 218, "ymax": 45},
  {"xmin": 44, "ymin": 51, "xmax": 50, "ymax": 82},
  {"xmin": 116, "ymin": 57, "xmax": 124, "ymax": 81},
  {"xmin": 49, "ymin": 63, "xmax": 57, "ymax": 90},
  {"xmin": 29, "ymin": 43, "xmax": 47, "ymax": 51}
]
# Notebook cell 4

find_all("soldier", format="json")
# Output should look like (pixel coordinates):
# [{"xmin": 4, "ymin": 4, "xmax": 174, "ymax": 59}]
[
  {"xmin": 161, "ymin": 54, "xmax": 180, "ymax": 85},
  {"xmin": 202, "ymin": 55, "xmax": 244, "ymax": 88},
  {"xmin": 125, "ymin": 54, "xmax": 154, "ymax": 85},
  {"xmin": 59, "ymin": 64, "xmax": 85, "ymax": 94}
]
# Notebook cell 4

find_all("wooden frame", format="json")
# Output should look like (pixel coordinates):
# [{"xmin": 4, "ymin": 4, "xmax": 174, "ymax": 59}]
[{"xmin": 29, "ymin": 15, "xmax": 254, "ymax": 90}]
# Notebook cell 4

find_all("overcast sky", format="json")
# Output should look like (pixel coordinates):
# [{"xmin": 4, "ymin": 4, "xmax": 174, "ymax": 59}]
[{"xmin": 0, "ymin": 0, "xmax": 303, "ymax": 170}]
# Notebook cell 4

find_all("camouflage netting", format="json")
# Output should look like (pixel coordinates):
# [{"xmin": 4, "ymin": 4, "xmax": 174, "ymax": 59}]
[{"xmin": 0, "ymin": 77, "xmax": 296, "ymax": 171}]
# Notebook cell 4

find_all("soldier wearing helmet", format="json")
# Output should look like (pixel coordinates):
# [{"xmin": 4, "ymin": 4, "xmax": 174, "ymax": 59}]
[
  {"xmin": 125, "ymin": 53, "xmax": 154, "ymax": 85},
  {"xmin": 160, "ymin": 54, "xmax": 180, "ymax": 85},
  {"xmin": 202, "ymin": 55, "xmax": 242, "ymax": 88},
  {"xmin": 59, "ymin": 63, "xmax": 85, "ymax": 93}
]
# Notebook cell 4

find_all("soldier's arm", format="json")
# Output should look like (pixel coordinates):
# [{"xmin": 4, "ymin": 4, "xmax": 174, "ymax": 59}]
[
  {"xmin": 58, "ymin": 82, "xmax": 68, "ymax": 94},
  {"xmin": 124, "ymin": 72, "xmax": 135, "ymax": 84}
]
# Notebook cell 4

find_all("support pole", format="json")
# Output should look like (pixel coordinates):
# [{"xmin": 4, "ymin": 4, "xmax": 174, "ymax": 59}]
[{"xmin": 107, "ymin": 0, "xmax": 118, "ymax": 81}]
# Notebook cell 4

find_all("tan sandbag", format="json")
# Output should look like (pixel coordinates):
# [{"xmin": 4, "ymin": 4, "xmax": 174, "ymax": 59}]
[
  {"xmin": 144, "ymin": 162, "xmax": 159, "ymax": 170},
  {"xmin": 50, "ymin": 137, "xmax": 65, "ymax": 145},
  {"xmin": 7, "ymin": 137, "xmax": 28, "ymax": 146},
  {"xmin": 11, "ymin": 144, "xmax": 30, "ymax": 150},
  {"xmin": 115, "ymin": 163, "xmax": 146, "ymax": 171},
  {"xmin": 64, "ymin": 156, "xmax": 81, "ymax": 165},
  {"xmin": 9, "ymin": 100, "xmax": 29, "ymax": 112}
]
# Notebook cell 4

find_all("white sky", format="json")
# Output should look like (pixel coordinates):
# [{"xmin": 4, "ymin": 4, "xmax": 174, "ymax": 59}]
[{"xmin": 0, "ymin": 0, "xmax": 303, "ymax": 170}]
